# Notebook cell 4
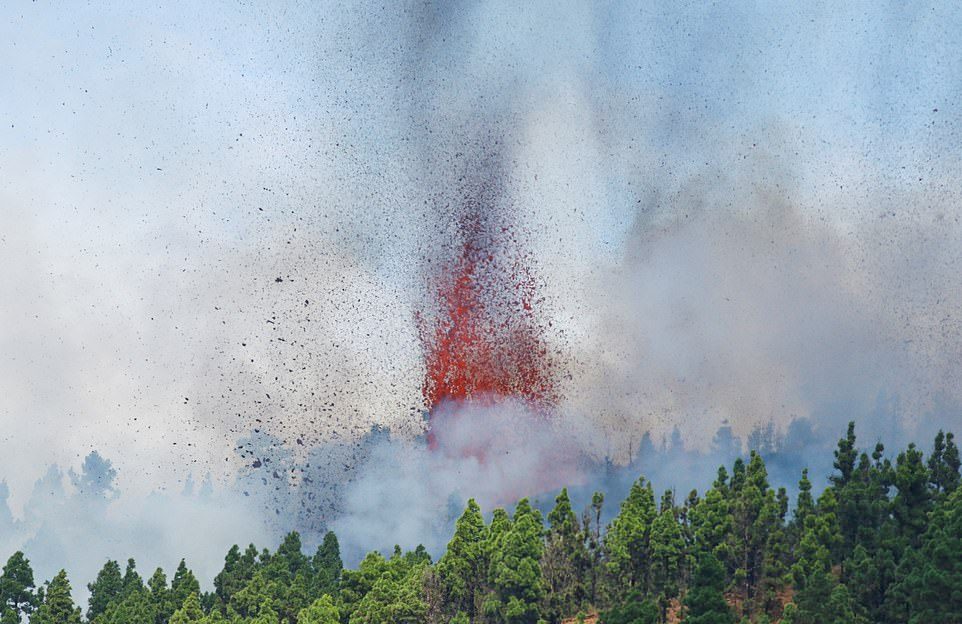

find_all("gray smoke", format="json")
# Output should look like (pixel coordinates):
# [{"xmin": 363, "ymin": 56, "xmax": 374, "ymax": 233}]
[{"xmin": 2, "ymin": 0, "xmax": 962, "ymax": 596}]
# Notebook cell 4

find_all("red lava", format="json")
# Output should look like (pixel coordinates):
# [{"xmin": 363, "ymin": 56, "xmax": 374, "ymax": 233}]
[{"xmin": 418, "ymin": 207, "xmax": 557, "ymax": 451}]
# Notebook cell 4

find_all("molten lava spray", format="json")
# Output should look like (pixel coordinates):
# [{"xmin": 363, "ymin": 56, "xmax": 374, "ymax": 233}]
[{"xmin": 419, "ymin": 192, "xmax": 558, "ymax": 450}]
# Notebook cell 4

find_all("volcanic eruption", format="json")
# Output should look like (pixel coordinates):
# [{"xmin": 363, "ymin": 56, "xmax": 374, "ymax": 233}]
[{"xmin": 418, "ymin": 177, "xmax": 559, "ymax": 454}]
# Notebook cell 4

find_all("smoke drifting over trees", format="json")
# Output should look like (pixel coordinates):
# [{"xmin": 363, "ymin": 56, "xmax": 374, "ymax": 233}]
[
  {"xmin": 3, "ymin": 0, "xmax": 962, "ymax": 607},
  {"xmin": 3, "ymin": 424, "xmax": 961, "ymax": 623}
]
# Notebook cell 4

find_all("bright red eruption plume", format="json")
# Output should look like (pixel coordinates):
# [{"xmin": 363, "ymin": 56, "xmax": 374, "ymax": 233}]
[{"xmin": 419, "ymin": 206, "xmax": 557, "ymax": 448}]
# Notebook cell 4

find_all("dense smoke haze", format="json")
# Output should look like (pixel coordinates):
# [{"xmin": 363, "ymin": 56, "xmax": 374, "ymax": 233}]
[{"xmin": 3, "ymin": 0, "xmax": 962, "ymax": 597}]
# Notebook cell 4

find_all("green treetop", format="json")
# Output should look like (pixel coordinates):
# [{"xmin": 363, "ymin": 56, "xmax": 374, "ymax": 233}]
[
  {"xmin": 169, "ymin": 592, "xmax": 204, "ymax": 624},
  {"xmin": 604, "ymin": 477, "xmax": 657, "ymax": 598},
  {"xmin": 30, "ymin": 571, "xmax": 81, "ymax": 624},
  {"xmin": 541, "ymin": 488, "xmax": 588, "ymax": 622},
  {"xmin": 296, "ymin": 595, "xmax": 338, "ymax": 624},
  {"xmin": 929, "ymin": 430, "xmax": 961, "ymax": 496},
  {"xmin": 436, "ymin": 498, "xmax": 486, "ymax": 621},
  {"xmin": 86, "ymin": 560, "xmax": 123, "ymax": 622},
  {"xmin": 0, "ymin": 552, "xmax": 37, "ymax": 623},
  {"xmin": 682, "ymin": 553, "xmax": 734, "ymax": 624},
  {"xmin": 312, "ymin": 532, "xmax": 342, "ymax": 598},
  {"xmin": 487, "ymin": 499, "xmax": 545, "ymax": 624}
]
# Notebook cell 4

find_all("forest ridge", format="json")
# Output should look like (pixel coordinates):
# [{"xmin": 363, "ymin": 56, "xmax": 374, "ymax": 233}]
[{"xmin": 1, "ymin": 423, "xmax": 960, "ymax": 624}]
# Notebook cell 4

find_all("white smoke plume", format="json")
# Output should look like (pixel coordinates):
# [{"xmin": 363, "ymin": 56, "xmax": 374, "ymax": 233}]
[{"xmin": 331, "ymin": 399, "xmax": 595, "ymax": 560}]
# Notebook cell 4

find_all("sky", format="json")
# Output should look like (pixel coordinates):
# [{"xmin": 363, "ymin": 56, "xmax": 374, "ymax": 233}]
[{"xmin": 2, "ymin": 0, "xmax": 962, "ymax": 580}]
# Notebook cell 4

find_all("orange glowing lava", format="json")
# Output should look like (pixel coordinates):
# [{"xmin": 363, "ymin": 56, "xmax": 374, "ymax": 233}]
[{"xmin": 419, "ymin": 209, "xmax": 557, "ymax": 444}]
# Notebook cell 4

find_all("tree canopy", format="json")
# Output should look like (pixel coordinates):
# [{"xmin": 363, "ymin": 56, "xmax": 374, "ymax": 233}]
[{"xmin": 6, "ymin": 423, "xmax": 961, "ymax": 623}]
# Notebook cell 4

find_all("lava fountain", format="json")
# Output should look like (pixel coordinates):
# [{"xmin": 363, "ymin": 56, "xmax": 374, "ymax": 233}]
[{"xmin": 418, "ymin": 183, "xmax": 560, "ymax": 458}]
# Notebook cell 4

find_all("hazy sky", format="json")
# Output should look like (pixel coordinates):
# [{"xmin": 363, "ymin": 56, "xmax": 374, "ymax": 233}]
[{"xmin": 3, "ymin": 1, "xmax": 962, "ymax": 515}]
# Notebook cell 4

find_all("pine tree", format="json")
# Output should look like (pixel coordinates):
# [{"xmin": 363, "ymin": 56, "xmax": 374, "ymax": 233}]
[
  {"xmin": 584, "ymin": 492, "xmax": 605, "ymax": 606},
  {"xmin": 929, "ymin": 430, "xmax": 961, "ymax": 496},
  {"xmin": 832, "ymin": 436, "xmax": 895, "ymax": 573},
  {"xmin": 436, "ymin": 498, "xmax": 486, "ymax": 620},
  {"xmin": 248, "ymin": 599, "xmax": 280, "ymax": 624},
  {"xmin": 213, "ymin": 545, "xmax": 240, "ymax": 608},
  {"xmin": 146, "ymin": 567, "xmax": 171, "ymax": 624},
  {"xmin": 121, "ymin": 559, "xmax": 144, "ymax": 597},
  {"xmin": 339, "ymin": 552, "xmax": 389, "ymax": 623},
  {"xmin": 783, "ymin": 573, "xmax": 861, "ymax": 624},
  {"xmin": 793, "ymin": 470, "xmax": 814, "ymax": 533},
  {"xmin": 891, "ymin": 443, "xmax": 932, "ymax": 549},
  {"xmin": 30, "ymin": 571, "xmax": 81, "ymax": 624},
  {"xmin": 763, "ymin": 486, "xmax": 791, "ymax": 614},
  {"xmin": 214, "ymin": 544, "xmax": 259, "ymax": 607},
  {"xmin": 169, "ymin": 593, "xmax": 204, "ymax": 624},
  {"xmin": 829, "ymin": 422, "xmax": 867, "ymax": 562},
  {"xmin": 296, "ymin": 595, "xmax": 338, "ymax": 624},
  {"xmin": 844, "ymin": 543, "xmax": 890, "ymax": 623},
  {"xmin": 831, "ymin": 422, "xmax": 858, "ymax": 490},
  {"xmin": 170, "ymin": 561, "xmax": 201, "ymax": 616},
  {"xmin": 487, "ymin": 499, "xmax": 545, "ymax": 624},
  {"xmin": 726, "ymin": 452, "xmax": 781, "ymax": 618},
  {"xmin": 945, "ymin": 433, "xmax": 961, "ymax": 493},
  {"xmin": 889, "ymin": 487, "xmax": 962, "ymax": 623},
  {"xmin": 688, "ymin": 470, "xmax": 732, "ymax": 565},
  {"xmin": 229, "ymin": 571, "xmax": 282, "ymax": 621},
  {"xmin": 312, "ymin": 532, "xmax": 342, "ymax": 598},
  {"xmin": 598, "ymin": 590, "xmax": 658, "ymax": 624},
  {"xmin": 270, "ymin": 532, "xmax": 309, "ymax": 584},
  {"xmin": 649, "ymin": 494, "xmax": 685, "ymax": 616},
  {"xmin": 94, "ymin": 587, "xmax": 156, "ymax": 624},
  {"xmin": 229, "ymin": 533, "xmax": 315, "ymax": 623},
  {"xmin": 87, "ymin": 560, "xmax": 123, "ymax": 621},
  {"xmin": 483, "ymin": 506, "xmax": 513, "ymax": 608},
  {"xmin": 832, "ymin": 440, "xmax": 895, "ymax": 621},
  {"xmin": 541, "ymin": 489, "xmax": 586, "ymax": 622},
  {"xmin": 604, "ymin": 477, "xmax": 657, "ymax": 599},
  {"xmin": 825, "ymin": 583, "xmax": 860, "ymax": 624},
  {"xmin": 681, "ymin": 553, "xmax": 734, "ymax": 624},
  {"xmin": 347, "ymin": 548, "xmax": 428, "ymax": 624},
  {"xmin": 787, "ymin": 488, "xmax": 860, "ymax": 624},
  {"xmin": 279, "ymin": 571, "xmax": 313, "ymax": 623},
  {"xmin": 0, "ymin": 552, "xmax": 37, "ymax": 623}
]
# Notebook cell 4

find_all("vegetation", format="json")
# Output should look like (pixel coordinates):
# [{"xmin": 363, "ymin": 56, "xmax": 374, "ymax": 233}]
[{"xmin": 2, "ymin": 423, "xmax": 960, "ymax": 623}]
